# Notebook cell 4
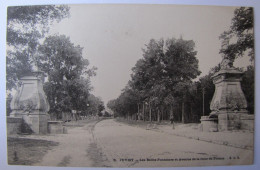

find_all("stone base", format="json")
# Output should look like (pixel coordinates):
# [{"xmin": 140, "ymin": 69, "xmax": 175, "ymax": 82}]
[
  {"xmin": 7, "ymin": 117, "xmax": 23, "ymax": 135},
  {"xmin": 10, "ymin": 110, "xmax": 48, "ymax": 134},
  {"xmin": 200, "ymin": 116, "xmax": 218, "ymax": 132},
  {"xmin": 240, "ymin": 114, "xmax": 254, "ymax": 131},
  {"xmin": 218, "ymin": 112, "xmax": 254, "ymax": 131},
  {"xmin": 24, "ymin": 114, "xmax": 48, "ymax": 134}
]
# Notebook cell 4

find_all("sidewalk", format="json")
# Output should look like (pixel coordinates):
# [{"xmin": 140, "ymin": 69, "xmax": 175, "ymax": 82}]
[{"xmin": 153, "ymin": 123, "xmax": 254, "ymax": 151}]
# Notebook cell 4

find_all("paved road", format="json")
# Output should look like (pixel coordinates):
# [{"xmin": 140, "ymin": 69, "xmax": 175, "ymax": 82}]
[{"xmin": 94, "ymin": 119, "xmax": 253, "ymax": 167}]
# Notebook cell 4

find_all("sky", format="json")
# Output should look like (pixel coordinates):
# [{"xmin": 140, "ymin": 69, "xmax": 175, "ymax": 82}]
[{"xmin": 49, "ymin": 4, "xmax": 251, "ymax": 105}]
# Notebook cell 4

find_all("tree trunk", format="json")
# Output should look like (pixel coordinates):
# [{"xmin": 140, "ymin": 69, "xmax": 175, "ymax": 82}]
[
  {"xmin": 162, "ymin": 108, "xmax": 164, "ymax": 121},
  {"xmin": 203, "ymin": 88, "xmax": 205, "ymax": 116},
  {"xmin": 149, "ymin": 102, "xmax": 152, "ymax": 122},
  {"xmin": 170, "ymin": 105, "xmax": 173, "ymax": 121},
  {"xmin": 182, "ymin": 101, "xmax": 185, "ymax": 124},
  {"xmin": 157, "ymin": 108, "xmax": 160, "ymax": 122},
  {"xmin": 137, "ymin": 103, "xmax": 140, "ymax": 121},
  {"xmin": 152, "ymin": 109, "xmax": 154, "ymax": 121},
  {"xmin": 190, "ymin": 104, "xmax": 193, "ymax": 123},
  {"xmin": 143, "ymin": 102, "xmax": 145, "ymax": 122}
]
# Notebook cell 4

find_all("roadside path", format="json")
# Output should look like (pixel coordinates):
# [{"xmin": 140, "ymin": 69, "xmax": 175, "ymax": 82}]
[
  {"xmin": 32, "ymin": 119, "xmax": 110, "ymax": 167},
  {"xmin": 95, "ymin": 119, "xmax": 253, "ymax": 167},
  {"xmin": 156, "ymin": 124, "xmax": 254, "ymax": 150},
  {"xmin": 118, "ymin": 119, "xmax": 254, "ymax": 150}
]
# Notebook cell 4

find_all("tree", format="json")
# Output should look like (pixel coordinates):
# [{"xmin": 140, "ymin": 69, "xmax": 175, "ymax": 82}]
[
  {"xmin": 132, "ymin": 39, "xmax": 167, "ymax": 121},
  {"xmin": 109, "ymin": 37, "xmax": 201, "ymax": 123},
  {"xmin": 107, "ymin": 100, "xmax": 117, "ymax": 115},
  {"xmin": 87, "ymin": 94, "xmax": 105, "ymax": 117},
  {"xmin": 107, "ymin": 84, "xmax": 140, "ymax": 120},
  {"xmin": 37, "ymin": 35, "xmax": 96, "ymax": 80},
  {"xmin": 37, "ymin": 35, "xmax": 96, "ymax": 119},
  {"xmin": 43, "ymin": 81, "xmax": 72, "ymax": 119},
  {"xmin": 163, "ymin": 38, "xmax": 201, "ymax": 123},
  {"xmin": 241, "ymin": 65, "xmax": 254, "ymax": 114},
  {"xmin": 65, "ymin": 78, "xmax": 92, "ymax": 112},
  {"xmin": 6, "ymin": 94, "xmax": 13, "ymax": 116},
  {"xmin": 6, "ymin": 5, "xmax": 70, "ymax": 90},
  {"xmin": 219, "ymin": 7, "xmax": 254, "ymax": 62}
]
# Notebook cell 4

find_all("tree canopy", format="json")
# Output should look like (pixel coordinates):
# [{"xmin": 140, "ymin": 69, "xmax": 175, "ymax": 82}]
[
  {"xmin": 37, "ymin": 35, "xmax": 97, "ymax": 119},
  {"xmin": 6, "ymin": 5, "xmax": 70, "ymax": 90},
  {"xmin": 219, "ymin": 7, "xmax": 254, "ymax": 62},
  {"xmin": 7, "ymin": 5, "xmax": 70, "ymax": 48}
]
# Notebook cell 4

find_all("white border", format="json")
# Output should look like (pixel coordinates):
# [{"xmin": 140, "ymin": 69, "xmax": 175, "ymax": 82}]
[{"xmin": 0, "ymin": 1, "xmax": 259, "ymax": 170}]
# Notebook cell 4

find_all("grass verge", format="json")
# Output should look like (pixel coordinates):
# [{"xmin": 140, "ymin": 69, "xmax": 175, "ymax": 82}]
[{"xmin": 7, "ymin": 137, "xmax": 59, "ymax": 165}]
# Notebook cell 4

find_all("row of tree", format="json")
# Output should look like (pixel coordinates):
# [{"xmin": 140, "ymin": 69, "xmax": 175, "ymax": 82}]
[
  {"xmin": 107, "ymin": 37, "xmax": 203, "ymax": 123},
  {"xmin": 6, "ymin": 5, "xmax": 105, "ymax": 119},
  {"xmin": 107, "ymin": 7, "xmax": 254, "ymax": 123}
]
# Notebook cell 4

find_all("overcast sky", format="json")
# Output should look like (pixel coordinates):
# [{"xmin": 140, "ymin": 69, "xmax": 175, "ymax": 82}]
[{"xmin": 49, "ymin": 4, "xmax": 251, "ymax": 105}]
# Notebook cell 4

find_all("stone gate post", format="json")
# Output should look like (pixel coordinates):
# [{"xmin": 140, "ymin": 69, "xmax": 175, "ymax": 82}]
[{"xmin": 9, "ymin": 71, "xmax": 50, "ymax": 134}]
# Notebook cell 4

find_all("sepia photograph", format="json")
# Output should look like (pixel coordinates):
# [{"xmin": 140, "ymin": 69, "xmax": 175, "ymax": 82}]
[{"xmin": 5, "ymin": 3, "xmax": 255, "ymax": 168}]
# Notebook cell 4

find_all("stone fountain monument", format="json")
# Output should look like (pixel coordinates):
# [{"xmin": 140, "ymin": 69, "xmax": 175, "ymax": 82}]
[
  {"xmin": 200, "ymin": 57, "xmax": 254, "ymax": 132},
  {"xmin": 9, "ymin": 70, "xmax": 50, "ymax": 134}
]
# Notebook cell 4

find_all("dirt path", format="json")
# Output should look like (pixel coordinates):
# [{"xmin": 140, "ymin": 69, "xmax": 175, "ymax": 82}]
[
  {"xmin": 33, "ymin": 119, "xmax": 110, "ymax": 167},
  {"xmin": 94, "ymin": 119, "xmax": 253, "ymax": 167}
]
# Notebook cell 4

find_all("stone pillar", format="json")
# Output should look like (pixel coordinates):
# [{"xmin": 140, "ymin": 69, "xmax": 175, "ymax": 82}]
[
  {"xmin": 10, "ymin": 71, "xmax": 50, "ymax": 134},
  {"xmin": 209, "ymin": 58, "xmax": 251, "ymax": 131}
]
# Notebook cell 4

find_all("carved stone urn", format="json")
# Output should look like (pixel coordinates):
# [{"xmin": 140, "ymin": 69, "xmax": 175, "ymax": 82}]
[{"xmin": 10, "ymin": 71, "xmax": 50, "ymax": 134}]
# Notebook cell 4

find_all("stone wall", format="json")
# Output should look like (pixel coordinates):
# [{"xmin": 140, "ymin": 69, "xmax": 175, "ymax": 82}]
[
  {"xmin": 7, "ymin": 117, "xmax": 23, "ymax": 135},
  {"xmin": 48, "ymin": 121, "xmax": 67, "ymax": 134},
  {"xmin": 218, "ymin": 113, "xmax": 254, "ymax": 131},
  {"xmin": 200, "ymin": 116, "xmax": 218, "ymax": 132}
]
